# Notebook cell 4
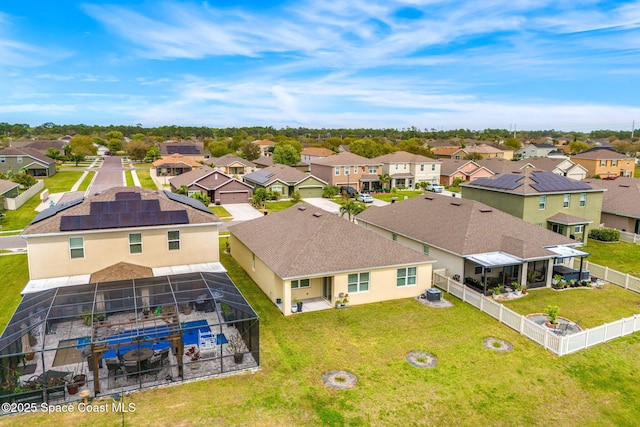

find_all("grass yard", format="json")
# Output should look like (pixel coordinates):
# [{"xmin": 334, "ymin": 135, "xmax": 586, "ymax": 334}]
[
  {"xmin": 0, "ymin": 255, "xmax": 28, "ymax": 331},
  {"xmin": 3, "ymin": 242, "xmax": 640, "ymax": 426},
  {"xmin": 264, "ymin": 200, "xmax": 297, "ymax": 213},
  {"xmin": 635, "ymin": 167, "xmax": 640, "ymax": 178},
  {"xmin": 125, "ymin": 170, "xmax": 134, "ymax": 186},
  {"xmin": 210, "ymin": 206, "xmax": 232, "ymax": 220},
  {"xmin": 1, "ymin": 172, "xmax": 85, "ymax": 231},
  {"xmin": 583, "ymin": 240, "xmax": 640, "ymax": 277},
  {"xmin": 372, "ymin": 190, "xmax": 424, "ymax": 202},
  {"xmin": 136, "ymin": 169, "xmax": 158, "ymax": 190},
  {"xmin": 76, "ymin": 171, "xmax": 95, "ymax": 192},
  {"xmin": 501, "ymin": 285, "xmax": 640, "ymax": 328}
]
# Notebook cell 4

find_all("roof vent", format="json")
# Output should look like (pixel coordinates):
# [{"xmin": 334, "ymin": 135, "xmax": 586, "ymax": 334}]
[
  {"xmin": 479, "ymin": 208, "xmax": 492, "ymax": 213},
  {"xmin": 425, "ymin": 196, "xmax": 434, "ymax": 200},
  {"xmin": 298, "ymin": 206, "xmax": 307, "ymax": 211},
  {"xmin": 450, "ymin": 201, "xmax": 462, "ymax": 206},
  {"xmin": 313, "ymin": 212, "xmax": 322, "ymax": 217},
  {"xmin": 619, "ymin": 184, "xmax": 630, "ymax": 188}
]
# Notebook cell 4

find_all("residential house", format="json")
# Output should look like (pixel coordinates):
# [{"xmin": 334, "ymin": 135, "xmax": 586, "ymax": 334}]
[
  {"xmin": 356, "ymin": 194, "xmax": 587, "ymax": 291},
  {"xmin": 152, "ymin": 153, "xmax": 201, "ymax": 176},
  {"xmin": 20, "ymin": 187, "xmax": 223, "ymax": 283},
  {"xmin": 461, "ymin": 171, "xmax": 604, "ymax": 243},
  {"xmin": 251, "ymin": 139, "xmax": 275, "ymax": 157},
  {"xmin": 584, "ymin": 177, "xmax": 640, "ymax": 234},
  {"xmin": 475, "ymin": 158, "xmax": 532, "ymax": 176},
  {"xmin": 432, "ymin": 146, "xmax": 460, "ymax": 160},
  {"xmin": 0, "ymin": 147, "xmax": 56, "ymax": 177},
  {"xmin": 158, "ymin": 141, "xmax": 209, "ymax": 162},
  {"xmin": 169, "ymin": 166, "xmax": 253, "ymax": 204},
  {"xmin": 228, "ymin": 204, "xmax": 435, "ymax": 315},
  {"xmin": 525, "ymin": 157, "xmax": 587, "ymax": 181},
  {"xmin": 452, "ymin": 144, "xmax": 508, "ymax": 160},
  {"xmin": 243, "ymin": 164, "xmax": 326, "ymax": 198},
  {"xmin": 10, "ymin": 139, "xmax": 67, "ymax": 156},
  {"xmin": 0, "ymin": 179, "xmax": 19, "ymax": 209},
  {"xmin": 310, "ymin": 152, "xmax": 382, "ymax": 192},
  {"xmin": 515, "ymin": 143, "xmax": 557, "ymax": 159},
  {"xmin": 438, "ymin": 159, "xmax": 495, "ymax": 186},
  {"xmin": 300, "ymin": 147, "xmax": 335, "ymax": 164},
  {"xmin": 203, "ymin": 154, "xmax": 256, "ymax": 178},
  {"xmin": 571, "ymin": 147, "xmax": 635, "ymax": 178},
  {"xmin": 371, "ymin": 151, "xmax": 441, "ymax": 188}
]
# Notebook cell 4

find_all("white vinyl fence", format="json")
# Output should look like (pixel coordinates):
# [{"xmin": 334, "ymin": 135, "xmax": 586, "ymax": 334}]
[
  {"xmin": 433, "ymin": 272, "xmax": 640, "ymax": 356},
  {"xmin": 3, "ymin": 180, "xmax": 44, "ymax": 210},
  {"xmin": 619, "ymin": 231, "xmax": 640, "ymax": 245},
  {"xmin": 571, "ymin": 259, "xmax": 640, "ymax": 294}
]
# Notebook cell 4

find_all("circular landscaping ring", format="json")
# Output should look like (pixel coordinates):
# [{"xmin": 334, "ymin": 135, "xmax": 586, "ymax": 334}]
[
  {"xmin": 322, "ymin": 370, "xmax": 358, "ymax": 390},
  {"xmin": 483, "ymin": 337, "xmax": 513, "ymax": 352},
  {"xmin": 406, "ymin": 351, "xmax": 438, "ymax": 368}
]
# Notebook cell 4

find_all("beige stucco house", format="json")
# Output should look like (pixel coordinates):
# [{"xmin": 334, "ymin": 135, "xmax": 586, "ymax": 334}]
[
  {"xmin": 571, "ymin": 147, "xmax": 635, "ymax": 178},
  {"xmin": 371, "ymin": 151, "xmax": 441, "ymax": 188},
  {"xmin": 228, "ymin": 205, "xmax": 434, "ymax": 315},
  {"xmin": 20, "ymin": 187, "xmax": 222, "ymax": 287},
  {"xmin": 310, "ymin": 152, "xmax": 382, "ymax": 192}
]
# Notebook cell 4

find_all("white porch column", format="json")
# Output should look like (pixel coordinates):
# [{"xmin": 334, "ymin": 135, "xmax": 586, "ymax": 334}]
[
  {"xmin": 284, "ymin": 281, "xmax": 292, "ymax": 316},
  {"xmin": 545, "ymin": 259, "xmax": 554, "ymax": 288},
  {"xmin": 520, "ymin": 262, "xmax": 528, "ymax": 289}
]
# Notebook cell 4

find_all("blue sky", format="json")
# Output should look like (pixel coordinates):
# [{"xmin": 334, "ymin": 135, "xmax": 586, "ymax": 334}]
[{"xmin": 1, "ymin": 1, "xmax": 639, "ymax": 131}]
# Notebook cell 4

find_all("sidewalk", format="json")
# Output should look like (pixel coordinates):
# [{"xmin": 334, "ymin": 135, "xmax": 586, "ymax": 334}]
[{"xmin": 35, "ymin": 162, "xmax": 97, "ymax": 212}]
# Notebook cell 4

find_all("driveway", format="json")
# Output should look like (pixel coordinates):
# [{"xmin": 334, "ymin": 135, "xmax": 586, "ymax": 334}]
[
  {"xmin": 303, "ymin": 198, "xmax": 341, "ymax": 214},
  {"xmin": 222, "ymin": 204, "xmax": 263, "ymax": 221},
  {"xmin": 88, "ymin": 156, "xmax": 127, "ymax": 194}
]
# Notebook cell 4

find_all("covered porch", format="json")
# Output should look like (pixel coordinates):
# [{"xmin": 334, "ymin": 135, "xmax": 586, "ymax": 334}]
[
  {"xmin": 463, "ymin": 252, "xmax": 525, "ymax": 295},
  {"xmin": 547, "ymin": 245, "xmax": 590, "ymax": 282},
  {"xmin": 359, "ymin": 175, "xmax": 380, "ymax": 192},
  {"xmin": 276, "ymin": 276, "xmax": 336, "ymax": 316}
]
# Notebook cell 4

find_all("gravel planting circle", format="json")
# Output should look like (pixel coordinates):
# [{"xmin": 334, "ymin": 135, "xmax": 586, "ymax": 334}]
[
  {"xmin": 322, "ymin": 370, "xmax": 358, "ymax": 390},
  {"xmin": 483, "ymin": 337, "xmax": 513, "ymax": 352},
  {"xmin": 406, "ymin": 351, "xmax": 438, "ymax": 368}
]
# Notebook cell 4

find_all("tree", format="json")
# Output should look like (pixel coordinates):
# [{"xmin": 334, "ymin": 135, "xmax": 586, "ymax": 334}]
[
  {"xmin": 240, "ymin": 141, "xmax": 261, "ymax": 161},
  {"xmin": 378, "ymin": 173, "xmax": 391, "ymax": 191},
  {"xmin": 463, "ymin": 152, "xmax": 483, "ymax": 161},
  {"xmin": 350, "ymin": 139, "xmax": 382, "ymax": 158},
  {"xmin": 208, "ymin": 141, "xmax": 231, "ymax": 158},
  {"xmin": 273, "ymin": 144, "xmax": 300, "ymax": 166},
  {"xmin": 70, "ymin": 153, "xmax": 85, "ymax": 167},
  {"xmin": 504, "ymin": 137, "xmax": 522, "ymax": 150},
  {"xmin": 144, "ymin": 145, "xmax": 161, "ymax": 162},
  {"xmin": 191, "ymin": 192, "xmax": 210, "ymax": 207},
  {"xmin": 290, "ymin": 190, "xmax": 302, "ymax": 204},
  {"xmin": 12, "ymin": 172, "xmax": 36, "ymax": 189},
  {"xmin": 569, "ymin": 141, "xmax": 589, "ymax": 154},
  {"xmin": 124, "ymin": 140, "xmax": 151, "ymax": 160},
  {"xmin": 252, "ymin": 188, "xmax": 269, "ymax": 209},
  {"xmin": 322, "ymin": 186, "xmax": 339, "ymax": 198},
  {"xmin": 175, "ymin": 185, "xmax": 189, "ymax": 195},
  {"xmin": 339, "ymin": 199, "xmax": 365, "ymax": 222},
  {"xmin": 46, "ymin": 148, "xmax": 63, "ymax": 162},
  {"xmin": 69, "ymin": 135, "xmax": 97, "ymax": 157}
]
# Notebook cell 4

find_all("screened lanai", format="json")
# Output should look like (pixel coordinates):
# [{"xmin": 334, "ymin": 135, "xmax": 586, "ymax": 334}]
[{"xmin": 0, "ymin": 271, "xmax": 259, "ymax": 406}]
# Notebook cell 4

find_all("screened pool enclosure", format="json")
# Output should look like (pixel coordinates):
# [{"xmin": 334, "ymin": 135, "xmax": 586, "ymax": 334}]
[{"xmin": 0, "ymin": 271, "xmax": 259, "ymax": 406}]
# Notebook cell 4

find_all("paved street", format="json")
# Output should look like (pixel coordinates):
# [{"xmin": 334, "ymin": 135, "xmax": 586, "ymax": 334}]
[{"xmin": 88, "ymin": 156, "xmax": 127, "ymax": 194}]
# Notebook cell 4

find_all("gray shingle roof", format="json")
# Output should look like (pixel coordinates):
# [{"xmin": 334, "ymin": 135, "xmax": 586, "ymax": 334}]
[
  {"xmin": 310, "ymin": 151, "xmax": 380, "ymax": 166},
  {"xmin": 585, "ymin": 177, "xmax": 640, "ymax": 219},
  {"xmin": 205, "ymin": 154, "xmax": 255, "ymax": 167},
  {"xmin": 356, "ymin": 194, "xmax": 577, "ymax": 259},
  {"xmin": 372, "ymin": 151, "xmax": 439, "ymax": 164},
  {"xmin": 572, "ymin": 147, "xmax": 633, "ymax": 160},
  {"xmin": 228, "ymin": 205, "xmax": 434, "ymax": 279},
  {"xmin": 0, "ymin": 147, "xmax": 54, "ymax": 165},
  {"xmin": 244, "ymin": 164, "xmax": 323, "ymax": 185},
  {"xmin": 463, "ymin": 171, "xmax": 597, "ymax": 195}
]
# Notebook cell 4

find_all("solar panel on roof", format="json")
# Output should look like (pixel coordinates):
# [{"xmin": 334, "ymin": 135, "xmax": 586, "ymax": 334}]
[
  {"xmin": 167, "ymin": 146, "xmax": 201, "ymax": 155},
  {"xmin": 163, "ymin": 190, "xmax": 212, "ymax": 214},
  {"xmin": 115, "ymin": 192, "xmax": 142, "ymax": 200},
  {"xmin": 472, "ymin": 174, "xmax": 523, "ymax": 190},
  {"xmin": 245, "ymin": 169, "xmax": 274, "ymax": 184},
  {"xmin": 30, "ymin": 197, "xmax": 84, "ymax": 225},
  {"xmin": 529, "ymin": 171, "xmax": 592, "ymax": 193}
]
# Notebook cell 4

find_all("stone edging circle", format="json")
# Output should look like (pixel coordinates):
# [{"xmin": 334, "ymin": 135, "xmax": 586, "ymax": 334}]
[
  {"xmin": 322, "ymin": 370, "xmax": 358, "ymax": 390},
  {"xmin": 406, "ymin": 351, "xmax": 438, "ymax": 368},
  {"xmin": 483, "ymin": 337, "xmax": 513, "ymax": 352}
]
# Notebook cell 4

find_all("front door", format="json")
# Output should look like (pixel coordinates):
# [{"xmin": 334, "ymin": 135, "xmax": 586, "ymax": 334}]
[{"xmin": 322, "ymin": 277, "xmax": 332, "ymax": 302}]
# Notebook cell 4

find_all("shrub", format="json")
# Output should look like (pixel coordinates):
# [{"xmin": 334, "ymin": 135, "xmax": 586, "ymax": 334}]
[
  {"xmin": 322, "ymin": 186, "xmax": 339, "ymax": 198},
  {"xmin": 543, "ymin": 305, "xmax": 560, "ymax": 324},
  {"xmin": 588, "ymin": 228, "xmax": 620, "ymax": 242}
]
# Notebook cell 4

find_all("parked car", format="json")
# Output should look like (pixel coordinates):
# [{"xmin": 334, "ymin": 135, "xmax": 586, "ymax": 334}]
[
  {"xmin": 357, "ymin": 193, "xmax": 374, "ymax": 203},
  {"xmin": 339, "ymin": 186, "xmax": 358, "ymax": 198},
  {"xmin": 426, "ymin": 182, "xmax": 444, "ymax": 193}
]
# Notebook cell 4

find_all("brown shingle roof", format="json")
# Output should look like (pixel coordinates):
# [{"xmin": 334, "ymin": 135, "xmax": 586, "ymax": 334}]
[
  {"xmin": 439, "ymin": 159, "xmax": 481, "ymax": 176},
  {"xmin": 152, "ymin": 153, "xmax": 201, "ymax": 167},
  {"xmin": 168, "ymin": 166, "xmax": 219, "ymax": 188},
  {"xmin": 244, "ymin": 164, "xmax": 310, "ymax": 185},
  {"xmin": 229, "ymin": 205, "xmax": 434, "ymax": 279},
  {"xmin": 0, "ymin": 147, "xmax": 54, "ymax": 165},
  {"xmin": 310, "ymin": 151, "xmax": 380, "ymax": 166},
  {"xmin": 0, "ymin": 179, "xmax": 19, "ymax": 195},
  {"xmin": 372, "ymin": 151, "xmax": 438, "ymax": 164},
  {"xmin": 356, "ymin": 194, "xmax": 577, "ymax": 259},
  {"xmin": 475, "ymin": 159, "xmax": 529, "ymax": 175},
  {"xmin": 585, "ymin": 177, "xmax": 640, "ymax": 219},
  {"xmin": 572, "ymin": 147, "xmax": 633, "ymax": 160},
  {"xmin": 301, "ymin": 147, "xmax": 335, "ymax": 157},
  {"xmin": 90, "ymin": 262, "xmax": 153, "ymax": 283},
  {"xmin": 464, "ymin": 144, "xmax": 504, "ymax": 154},
  {"xmin": 204, "ymin": 154, "xmax": 255, "ymax": 167},
  {"xmin": 432, "ymin": 146, "xmax": 459, "ymax": 156},
  {"xmin": 546, "ymin": 213, "xmax": 592, "ymax": 225},
  {"xmin": 22, "ymin": 187, "xmax": 219, "ymax": 235}
]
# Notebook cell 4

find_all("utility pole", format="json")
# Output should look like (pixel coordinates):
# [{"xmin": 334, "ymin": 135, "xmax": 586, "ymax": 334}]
[{"xmin": 632, "ymin": 120, "xmax": 635, "ymax": 140}]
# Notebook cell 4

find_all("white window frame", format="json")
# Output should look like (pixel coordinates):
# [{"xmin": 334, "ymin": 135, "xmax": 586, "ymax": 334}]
[
  {"xmin": 16, "ymin": 156, "xmax": 22, "ymax": 164},
  {"xmin": 600, "ymin": 160, "xmax": 606, "ymax": 167},
  {"xmin": 397, "ymin": 267, "xmax": 417, "ymax": 287},
  {"xmin": 344, "ymin": 166, "xmax": 350, "ymax": 176},
  {"xmin": 612, "ymin": 160, "xmax": 617, "ymax": 167},
  {"xmin": 69, "ymin": 237, "xmax": 84, "ymax": 259},
  {"xmin": 129, "ymin": 233, "xmax": 142, "ymax": 254},
  {"xmin": 454, "ymin": 155, "xmax": 461, "ymax": 160},
  {"xmin": 392, "ymin": 233, "xmax": 397, "ymax": 241},
  {"xmin": 575, "ymin": 225, "xmax": 584, "ymax": 233},
  {"xmin": 552, "ymin": 223, "xmax": 565, "ymax": 234},
  {"xmin": 271, "ymin": 184, "xmax": 283, "ymax": 194},
  {"xmin": 348, "ymin": 272, "xmax": 369, "ymax": 293},
  {"xmin": 579, "ymin": 192, "xmax": 587, "ymax": 207},
  {"xmin": 563, "ymin": 194, "xmax": 570, "ymax": 208},
  {"xmin": 423, "ymin": 245, "xmax": 429, "ymax": 255},
  {"xmin": 335, "ymin": 166, "xmax": 340, "ymax": 176},
  {"xmin": 368, "ymin": 166, "xmax": 377, "ymax": 174},
  {"xmin": 420, "ymin": 164, "xmax": 425, "ymax": 172},
  {"xmin": 431, "ymin": 164, "xmax": 436, "ymax": 171},
  {"xmin": 353, "ymin": 166, "xmax": 358, "ymax": 174},
  {"xmin": 291, "ymin": 279, "xmax": 310, "ymax": 289},
  {"xmin": 168, "ymin": 230, "xmax": 180, "ymax": 250},
  {"xmin": 539, "ymin": 195, "xmax": 547, "ymax": 210},
  {"xmin": 0, "ymin": 156, "xmax": 5, "ymax": 163}
]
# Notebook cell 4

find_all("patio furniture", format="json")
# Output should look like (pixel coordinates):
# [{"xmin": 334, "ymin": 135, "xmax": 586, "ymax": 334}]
[
  {"xmin": 123, "ymin": 360, "xmax": 140, "ymax": 378},
  {"xmin": 198, "ymin": 329, "xmax": 216, "ymax": 350}
]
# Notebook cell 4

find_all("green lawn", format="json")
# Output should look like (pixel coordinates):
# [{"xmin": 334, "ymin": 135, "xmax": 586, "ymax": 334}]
[
  {"xmin": 76, "ymin": 171, "xmax": 95, "ymax": 191},
  {"xmin": 0, "ymin": 254, "xmax": 28, "ymax": 331},
  {"xmin": 265, "ymin": 200, "xmax": 298, "ymax": 213},
  {"xmin": 125, "ymin": 170, "xmax": 134, "ymax": 186},
  {"xmin": 372, "ymin": 190, "xmax": 424, "ymax": 202},
  {"xmin": 1, "ymin": 172, "xmax": 85, "ymax": 231},
  {"xmin": 136, "ymin": 169, "xmax": 158, "ymax": 190},
  {"xmin": 3, "ymin": 243, "xmax": 640, "ymax": 426},
  {"xmin": 583, "ymin": 240, "xmax": 640, "ymax": 277},
  {"xmin": 501, "ymin": 285, "xmax": 640, "ymax": 329},
  {"xmin": 210, "ymin": 206, "xmax": 232, "ymax": 220},
  {"xmin": 634, "ymin": 167, "xmax": 640, "ymax": 178}
]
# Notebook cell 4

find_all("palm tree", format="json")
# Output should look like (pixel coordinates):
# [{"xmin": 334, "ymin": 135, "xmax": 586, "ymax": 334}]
[
  {"xmin": 339, "ymin": 199, "xmax": 365, "ymax": 222},
  {"xmin": 378, "ymin": 173, "xmax": 391, "ymax": 191}
]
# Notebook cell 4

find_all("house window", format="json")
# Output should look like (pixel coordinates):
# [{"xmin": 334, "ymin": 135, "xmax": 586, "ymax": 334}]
[
  {"xmin": 575, "ymin": 225, "xmax": 584, "ymax": 233},
  {"xmin": 563, "ymin": 194, "xmax": 570, "ymax": 208},
  {"xmin": 420, "ymin": 164, "xmax": 424, "ymax": 172},
  {"xmin": 368, "ymin": 166, "xmax": 377, "ymax": 174},
  {"xmin": 552, "ymin": 224, "xmax": 565, "ymax": 235},
  {"xmin": 348, "ymin": 272, "xmax": 369, "ymax": 293},
  {"xmin": 474, "ymin": 266, "xmax": 482, "ymax": 275},
  {"xmin": 431, "ymin": 164, "xmax": 436, "ymax": 171},
  {"xmin": 600, "ymin": 160, "xmax": 606, "ymax": 167},
  {"xmin": 397, "ymin": 267, "xmax": 417, "ymax": 287},
  {"xmin": 403, "ymin": 164, "xmax": 407, "ymax": 170},
  {"xmin": 16, "ymin": 156, "xmax": 22, "ymax": 164},
  {"xmin": 579, "ymin": 193, "xmax": 587, "ymax": 207},
  {"xmin": 69, "ymin": 237, "xmax": 84, "ymax": 259},
  {"xmin": 344, "ymin": 166, "xmax": 349, "ymax": 176},
  {"xmin": 335, "ymin": 166, "xmax": 340, "ymax": 176},
  {"xmin": 291, "ymin": 279, "xmax": 310, "ymax": 289},
  {"xmin": 423, "ymin": 245, "xmax": 429, "ymax": 255},
  {"xmin": 0, "ymin": 157, "xmax": 4, "ymax": 163},
  {"xmin": 392, "ymin": 233, "xmax": 397, "ymax": 241},
  {"xmin": 187, "ymin": 190, "xmax": 199, "ymax": 197},
  {"xmin": 272, "ymin": 185, "xmax": 283, "ymax": 194},
  {"xmin": 612, "ymin": 160, "xmax": 617, "ymax": 167},
  {"xmin": 353, "ymin": 166, "xmax": 358, "ymax": 174},
  {"xmin": 395, "ymin": 164, "xmax": 399, "ymax": 170},
  {"xmin": 454, "ymin": 155, "xmax": 461, "ymax": 160},
  {"xmin": 168, "ymin": 230, "xmax": 180, "ymax": 250},
  {"xmin": 129, "ymin": 233, "xmax": 142, "ymax": 254},
  {"xmin": 539, "ymin": 195, "xmax": 547, "ymax": 210},
  {"xmin": 252, "ymin": 253, "xmax": 255, "ymax": 271}
]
